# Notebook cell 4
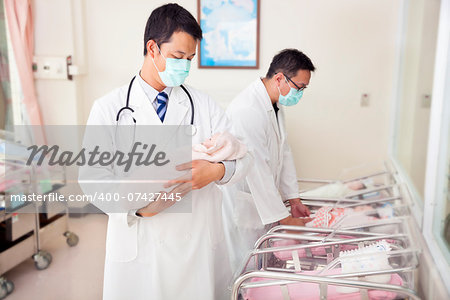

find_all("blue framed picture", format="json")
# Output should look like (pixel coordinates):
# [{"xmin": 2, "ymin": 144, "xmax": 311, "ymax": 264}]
[{"xmin": 197, "ymin": 0, "xmax": 260, "ymax": 69}]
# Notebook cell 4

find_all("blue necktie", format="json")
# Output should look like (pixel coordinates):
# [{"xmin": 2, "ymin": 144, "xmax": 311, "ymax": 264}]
[{"xmin": 156, "ymin": 91, "xmax": 168, "ymax": 122}]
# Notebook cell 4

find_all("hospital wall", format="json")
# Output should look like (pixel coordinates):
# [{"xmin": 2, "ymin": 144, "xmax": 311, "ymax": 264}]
[{"xmin": 33, "ymin": 0, "xmax": 402, "ymax": 179}]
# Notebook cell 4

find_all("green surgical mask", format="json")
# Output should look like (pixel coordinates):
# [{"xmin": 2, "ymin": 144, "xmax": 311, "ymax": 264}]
[
  {"xmin": 277, "ymin": 77, "xmax": 303, "ymax": 106},
  {"xmin": 152, "ymin": 43, "xmax": 191, "ymax": 87}
]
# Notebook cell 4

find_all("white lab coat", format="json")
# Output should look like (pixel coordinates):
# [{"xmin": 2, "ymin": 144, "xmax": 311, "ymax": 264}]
[
  {"xmin": 222, "ymin": 78, "xmax": 300, "ymax": 273},
  {"xmin": 79, "ymin": 75, "xmax": 249, "ymax": 300}
]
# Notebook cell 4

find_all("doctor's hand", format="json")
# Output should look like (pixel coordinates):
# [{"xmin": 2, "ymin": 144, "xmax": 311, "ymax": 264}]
[
  {"xmin": 137, "ymin": 183, "xmax": 192, "ymax": 217},
  {"xmin": 165, "ymin": 160, "xmax": 225, "ymax": 190},
  {"xmin": 289, "ymin": 198, "xmax": 311, "ymax": 217},
  {"xmin": 279, "ymin": 216, "xmax": 313, "ymax": 227}
]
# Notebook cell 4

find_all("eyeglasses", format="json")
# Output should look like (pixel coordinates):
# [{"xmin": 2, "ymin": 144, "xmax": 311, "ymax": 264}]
[{"xmin": 284, "ymin": 74, "xmax": 307, "ymax": 92}]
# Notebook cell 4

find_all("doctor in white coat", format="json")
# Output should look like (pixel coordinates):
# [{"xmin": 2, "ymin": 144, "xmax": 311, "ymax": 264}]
[
  {"xmin": 223, "ymin": 49, "xmax": 315, "ymax": 273},
  {"xmin": 79, "ymin": 4, "xmax": 249, "ymax": 300}
]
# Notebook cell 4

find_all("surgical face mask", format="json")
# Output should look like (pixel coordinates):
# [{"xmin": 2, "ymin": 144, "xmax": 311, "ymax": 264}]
[
  {"xmin": 277, "ymin": 77, "xmax": 303, "ymax": 106},
  {"xmin": 152, "ymin": 44, "xmax": 191, "ymax": 87}
]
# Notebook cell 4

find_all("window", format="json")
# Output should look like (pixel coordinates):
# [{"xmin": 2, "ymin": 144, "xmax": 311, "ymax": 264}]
[
  {"xmin": 392, "ymin": 0, "xmax": 441, "ymax": 220},
  {"xmin": 421, "ymin": 0, "xmax": 450, "ymax": 287}
]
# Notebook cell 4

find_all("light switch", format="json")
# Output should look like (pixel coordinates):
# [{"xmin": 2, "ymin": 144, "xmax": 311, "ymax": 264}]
[
  {"xmin": 421, "ymin": 94, "xmax": 432, "ymax": 108},
  {"xmin": 361, "ymin": 93, "xmax": 370, "ymax": 107}
]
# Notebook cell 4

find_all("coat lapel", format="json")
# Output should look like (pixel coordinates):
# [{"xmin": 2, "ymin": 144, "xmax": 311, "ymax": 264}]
[
  {"xmin": 254, "ymin": 79, "xmax": 281, "ymax": 143},
  {"xmin": 129, "ymin": 77, "xmax": 162, "ymax": 125},
  {"xmin": 277, "ymin": 105, "xmax": 287, "ymax": 143},
  {"xmin": 268, "ymin": 106, "xmax": 281, "ymax": 144},
  {"xmin": 163, "ymin": 86, "xmax": 189, "ymax": 126}
]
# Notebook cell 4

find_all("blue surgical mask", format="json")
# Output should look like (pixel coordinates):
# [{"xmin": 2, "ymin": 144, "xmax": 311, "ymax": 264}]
[
  {"xmin": 277, "ymin": 78, "xmax": 303, "ymax": 106},
  {"xmin": 152, "ymin": 44, "xmax": 191, "ymax": 87}
]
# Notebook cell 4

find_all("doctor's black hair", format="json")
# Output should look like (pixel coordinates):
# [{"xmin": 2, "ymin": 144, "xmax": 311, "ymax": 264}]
[
  {"xmin": 266, "ymin": 49, "xmax": 315, "ymax": 78},
  {"xmin": 143, "ymin": 3, "xmax": 202, "ymax": 56}
]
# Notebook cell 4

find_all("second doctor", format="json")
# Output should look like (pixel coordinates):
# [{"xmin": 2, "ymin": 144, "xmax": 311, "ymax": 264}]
[{"xmin": 222, "ymin": 49, "xmax": 315, "ymax": 273}]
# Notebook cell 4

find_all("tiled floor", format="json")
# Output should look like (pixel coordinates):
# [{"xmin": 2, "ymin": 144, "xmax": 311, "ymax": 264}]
[{"xmin": 3, "ymin": 214, "xmax": 107, "ymax": 300}]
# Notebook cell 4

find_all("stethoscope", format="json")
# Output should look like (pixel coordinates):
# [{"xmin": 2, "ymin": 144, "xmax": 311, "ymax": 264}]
[{"xmin": 115, "ymin": 76, "xmax": 197, "ymax": 136}]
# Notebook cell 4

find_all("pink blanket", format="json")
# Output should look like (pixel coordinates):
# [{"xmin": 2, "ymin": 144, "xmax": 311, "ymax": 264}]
[
  {"xmin": 306, "ymin": 206, "xmax": 377, "ymax": 228},
  {"xmin": 272, "ymin": 238, "xmax": 358, "ymax": 260},
  {"xmin": 244, "ymin": 269, "xmax": 403, "ymax": 300}
]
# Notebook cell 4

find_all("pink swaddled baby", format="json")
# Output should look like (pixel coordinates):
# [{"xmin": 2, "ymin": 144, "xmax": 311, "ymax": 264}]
[
  {"xmin": 192, "ymin": 132, "xmax": 247, "ymax": 162},
  {"xmin": 306, "ymin": 206, "xmax": 377, "ymax": 228}
]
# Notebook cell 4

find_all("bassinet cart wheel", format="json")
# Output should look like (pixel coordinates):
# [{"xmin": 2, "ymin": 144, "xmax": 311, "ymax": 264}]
[
  {"xmin": 33, "ymin": 251, "xmax": 52, "ymax": 270},
  {"xmin": 0, "ymin": 277, "xmax": 13, "ymax": 299},
  {"xmin": 64, "ymin": 231, "xmax": 79, "ymax": 247},
  {"xmin": 42, "ymin": 250, "xmax": 52, "ymax": 264},
  {"xmin": 4, "ymin": 281, "xmax": 13, "ymax": 295},
  {"xmin": 0, "ymin": 284, "xmax": 6, "ymax": 300}
]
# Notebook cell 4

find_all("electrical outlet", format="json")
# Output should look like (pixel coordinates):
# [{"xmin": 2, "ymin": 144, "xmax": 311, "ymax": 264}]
[
  {"xmin": 361, "ymin": 93, "xmax": 370, "ymax": 107},
  {"xmin": 32, "ymin": 56, "xmax": 68, "ymax": 80}
]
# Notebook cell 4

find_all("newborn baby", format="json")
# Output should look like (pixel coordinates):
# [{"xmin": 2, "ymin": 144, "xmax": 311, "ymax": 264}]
[
  {"xmin": 192, "ymin": 132, "xmax": 247, "ymax": 162},
  {"xmin": 299, "ymin": 180, "xmax": 371, "ymax": 198},
  {"xmin": 306, "ymin": 205, "xmax": 377, "ymax": 228}
]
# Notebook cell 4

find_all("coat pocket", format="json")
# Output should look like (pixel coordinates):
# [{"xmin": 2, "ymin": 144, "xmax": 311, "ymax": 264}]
[
  {"xmin": 206, "ymin": 187, "xmax": 226, "ymax": 248},
  {"xmin": 233, "ymin": 191, "xmax": 265, "ymax": 229},
  {"xmin": 105, "ymin": 214, "xmax": 138, "ymax": 262}
]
